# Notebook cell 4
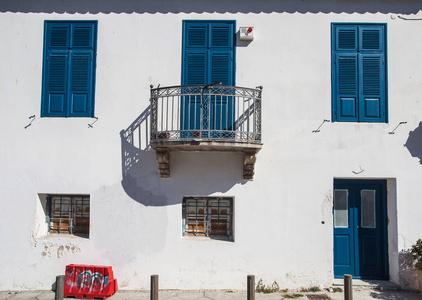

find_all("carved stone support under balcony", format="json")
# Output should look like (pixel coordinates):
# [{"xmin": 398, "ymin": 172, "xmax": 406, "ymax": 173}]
[
  {"xmin": 155, "ymin": 149, "xmax": 170, "ymax": 178},
  {"xmin": 243, "ymin": 149, "xmax": 258, "ymax": 180}
]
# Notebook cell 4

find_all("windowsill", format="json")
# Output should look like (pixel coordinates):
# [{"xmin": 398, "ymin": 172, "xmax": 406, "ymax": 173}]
[
  {"xmin": 182, "ymin": 235, "xmax": 234, "ymax": 242},
  {"xmin": 37, "ymin": 233, "xmax": 90, "ymax": 240}
]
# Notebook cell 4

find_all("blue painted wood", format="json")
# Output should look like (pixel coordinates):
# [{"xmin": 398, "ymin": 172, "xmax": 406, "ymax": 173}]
[
  {"xmin": 182, "ymin": 21, "xmax": 235, "ymax": 132},
  {"xmin": 334, "ymin": 179, "xmax": 388, "ymax": 279},
  {"xmin": 41, "ymin": 21, "xmax": 97, "ymax": 117},
  {"xmin": 332, "ymin": 24, "xmax": 386, "ymax": 123}
]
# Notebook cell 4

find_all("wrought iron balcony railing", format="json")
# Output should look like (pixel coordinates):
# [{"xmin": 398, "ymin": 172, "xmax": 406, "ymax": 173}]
[
  {"xmin": 150, "ymin": 85, "xmax": 262, "ymax": 144},
  {"xmin": 149, "ymin": 84, "xmax": 263, "ymax": 180}
]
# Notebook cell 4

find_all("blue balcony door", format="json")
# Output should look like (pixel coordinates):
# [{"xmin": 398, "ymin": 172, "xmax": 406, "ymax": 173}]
[
  {"xmin": 333, "ymin": 179, "xmax": 388, "ymax": 279},
  {"xmin": 182, "ymin": 21, "xmax": 235, "ymax": 133}
]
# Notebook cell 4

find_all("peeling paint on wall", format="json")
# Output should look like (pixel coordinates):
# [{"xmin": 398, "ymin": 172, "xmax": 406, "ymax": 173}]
[
  {"xmin": 29, "ymin": 233, "xmax": 37, "ymax": 248},
  {"xmin": 40, "ymin": 242, "xmax": 81, "ymax": 259}
]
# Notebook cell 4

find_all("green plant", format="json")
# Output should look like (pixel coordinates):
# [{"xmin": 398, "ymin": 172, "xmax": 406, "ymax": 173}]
[
  {"xmin": 300, "ymin": 286, "xmax": 321, "ymax": 293},
  {"xmin": 332, "ymin": 287, "xmax": 343, "ymax": 293},
  {"xmin": 256, "ymin": 279, "xmax": 280, "ymax": 294},
  {"xmin": 411, "ymin": 239, "xmax": 422, "ymax": 270},
  {"xmin": 283, "ymin": 293, "xmax": 303, "ymax": 299}
]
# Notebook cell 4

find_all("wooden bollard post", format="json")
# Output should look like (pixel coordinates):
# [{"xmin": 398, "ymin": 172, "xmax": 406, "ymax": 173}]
[
  {"xmin": 151, "ymin": 275, "xmax": 159, "ymax": 300},
  {"xmin": 247, "ymin": 275, "xmax": 255, "ymax": 300},
  {"xmin": 55, "ymin": 275, "xmax": 65, "ymax": 300},
  {"xmin": 344, "ymin": 274, "xmax": 353, "ymax": 300}
]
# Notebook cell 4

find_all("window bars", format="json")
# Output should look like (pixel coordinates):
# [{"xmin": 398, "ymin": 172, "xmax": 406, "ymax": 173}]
[
  {"xmin": 183, "ymin": 197, "xmax": 233, "ymax": 239},
  {"xmin": 48, "ymin": 195, "xmax": 90, "ymax": 235}
]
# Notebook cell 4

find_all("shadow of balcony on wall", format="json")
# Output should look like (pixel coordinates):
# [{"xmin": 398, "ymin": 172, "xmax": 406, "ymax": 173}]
[
  {"xmin": 404, "ymin": 121, "xmax": 422, "ymax": 164},
  {"xmin": 120, "ymin": 105, "xmax": 246, "ymax": 206},
  {"xmin": 120, "ymin": 106, "xmax": 166, "ymax": 206}
]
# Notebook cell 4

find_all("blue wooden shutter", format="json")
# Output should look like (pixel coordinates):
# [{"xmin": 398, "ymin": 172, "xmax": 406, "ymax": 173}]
[
  {"xmin": 181, "ymin": 21, "xmax": 235, "ymax": 132},
  {"xmin": 332, "ymin": 24, "xmax": 386, "ymax": 123},
  {"xmin": 42, "ymin": 21, "xmax": 96, "ymax": 117},
  {"xmin": 359, "ymin": 55, "xmax": 385, "ymax": 121},
  {"xmin": 45, "ymin": 53, "xmax": 68, "ymax": 116},
  {"xmin": 42, "ymin": 24, "xmax": 70, "ymax": 117},
  {"xmin": 210, "ymin": 23, "xmax": 234, "ymax": 86},
  {"xmin": 335, "ymin": 54, "xmax": 358, "ymax": 121},
  {"xmin": 336, "ymin": 26, "xmax": 357, "ymax": 51},
  {"xmin": 185, "ymin": 50, "xmax": 207, "ymax": 85},
  {"xmin": 358, "ymin": 26, "xmax": 385, "ymax": 122},
  {"xmin": 210, "ymin": 51, "xmax": 232, "ymax": 85},
  {"xmin": 333, "ymin": 26, "xmax": 358, "ymax": 121},
  {"xmin": 68, "ymin": 52, "xmax": 93, "ymax": 116},
  {"xmin": 183, "ymin": 23, "xmax": 208, "ymax": 85},
  {"xmin": 67, "ymin": 23, "xmax": 96, "ymax": 117}
]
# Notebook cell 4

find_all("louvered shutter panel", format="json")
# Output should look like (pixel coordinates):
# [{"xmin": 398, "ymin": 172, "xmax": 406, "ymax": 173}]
[
  {"xmin": 43, "ymin": 24, "xmax": 70, "ymax": 117},
  {"xmin": 336, "ymin": 26, "xmax": 358, "ymax": 51},
  {"xmin": 210, "ymin": 51, "xmax": 232, "ymax": 85},
  {"xmin": 185, "ymin": 50, "xmax": 207, "ymax": 85},
  {"xmin": 48, "ymin": 24, "xmax": 70, "ymax": 48},
  {"xmin": 45, "ymin": 53, "xmax": 68, "ymax": 116},
  {"xmin": 183, "ymin": 51, "xmax": 206, "ymax": 129},
  {"xmin": 68, "ymin": 23, "xmax": 95, "ymax": 117},
  {"xmin": 360, "ymin": 26, "xmax": 383, "ymax": 52},
  {"xmin": 359, "ymin": 54, "xmax": 385, "ymax": 122},
  {"xmin": 72, "ymin": 24, "xmax": 95, "ymax": 48},
  {"xmin": 185, "ymin": 23, "xmax": 207, "ymax": 48},
  {"xmin": 210, "ymin": 23, "xmax": 232, "ymax": 48},
  {"xmin": 68, "ymin": 52, "xmax": 93, "ymax": 116},
  {"xmin": 336, "ymin": 54, "xmax": 358, "ymax": 121},
  {"xmin": 359, "ymin": 26, "xmax": 385, "ymax": 122}
]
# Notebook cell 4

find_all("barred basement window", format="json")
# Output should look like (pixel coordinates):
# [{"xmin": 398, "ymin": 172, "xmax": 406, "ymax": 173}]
[
  {"xmin": 183, "ymin": 197, "xmax": 233, "ymax": 240},
  {"xmin": 48, "ymin": 195, "xmax": 90, "ymax": 236}
]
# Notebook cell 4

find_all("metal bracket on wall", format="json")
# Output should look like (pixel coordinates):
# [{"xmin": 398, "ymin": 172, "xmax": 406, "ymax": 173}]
[
  {"xmin": 312, "ymin": 119, "xmax": 330, "ymax": 133},
  {"xmin": 24, "ymin": 115, "xmax": 36, "ymax": 129},
  {"xmin": 388, "ymin": 121, "xmax": 407, "ymax": 134},
  {"xmin": 88, "ymin": 117, "xmax": 99, "ymax": 128}
]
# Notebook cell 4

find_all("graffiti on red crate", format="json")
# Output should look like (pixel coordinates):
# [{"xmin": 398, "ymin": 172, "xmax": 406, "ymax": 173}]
[{"xmin": 66, "ymin": 268, "xmax": 109, "ymax": 291}]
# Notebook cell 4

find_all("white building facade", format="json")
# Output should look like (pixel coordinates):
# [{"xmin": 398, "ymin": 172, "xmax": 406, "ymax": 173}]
[{"xmin": 1, "ymin": 0, "xmax": 422, "ymax": 291}]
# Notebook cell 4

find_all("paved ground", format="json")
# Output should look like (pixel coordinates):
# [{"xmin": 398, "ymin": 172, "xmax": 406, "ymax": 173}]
[{"xmin": 0, "ymin": 287, "xmax": 420, "ymax": 300}]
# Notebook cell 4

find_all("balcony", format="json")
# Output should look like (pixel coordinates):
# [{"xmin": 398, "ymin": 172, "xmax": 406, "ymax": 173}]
[{"xmin": 150, "ymin": 85, "xmax": 263, "ymax": 180}]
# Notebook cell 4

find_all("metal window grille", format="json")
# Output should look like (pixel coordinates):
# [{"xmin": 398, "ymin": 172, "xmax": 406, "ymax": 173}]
[
  {"xmin": 183, "ymin": 197, "xmax": 233, "ymax": 239},
  {"xmin": 48, "ymin": 195, "xmax": 90, "ymax": 235}
]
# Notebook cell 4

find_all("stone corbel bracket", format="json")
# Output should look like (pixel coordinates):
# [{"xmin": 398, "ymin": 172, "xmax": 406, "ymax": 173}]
[
  {"xmin": 155, "ymin": 149, "xmax": 170, "ymax": 178},
  {"xmin": 243, "ymin": 149, "xmax": 258, "ymax": 180},
  {"xmin": 154, "ymin": 147, "xmax": 260, "ymax": 180}
]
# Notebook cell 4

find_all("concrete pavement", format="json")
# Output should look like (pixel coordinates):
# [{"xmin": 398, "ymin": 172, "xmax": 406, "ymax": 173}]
[{"xmin": 0, "ymin": 287, "xmax": 420, "ymax": 300}]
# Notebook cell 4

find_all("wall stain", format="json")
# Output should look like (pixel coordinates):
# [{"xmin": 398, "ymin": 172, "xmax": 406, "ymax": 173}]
[{"xmin": 40, "ymin": 242, "xmax": 81, "ymax": 259}]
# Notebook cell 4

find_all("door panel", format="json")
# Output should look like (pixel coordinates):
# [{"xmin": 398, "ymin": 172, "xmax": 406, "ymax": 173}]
[{"xmin": 333, "ymin": 180, "xmax": 388, "ymax": 279}]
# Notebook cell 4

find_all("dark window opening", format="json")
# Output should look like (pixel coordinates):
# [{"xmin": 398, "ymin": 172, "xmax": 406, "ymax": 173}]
[
  {"xmin": 183, "ymin": 196, "xmax": 233, "ymax": 240},
  {"xmin": 47, "ymin": 194, "xmax": 90, "ymax": 237}
]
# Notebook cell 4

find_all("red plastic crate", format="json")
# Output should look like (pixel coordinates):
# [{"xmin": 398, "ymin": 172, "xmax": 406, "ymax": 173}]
[{"xmin": 64, "ymin": 264, "xmax": 118, "ymax": 299}]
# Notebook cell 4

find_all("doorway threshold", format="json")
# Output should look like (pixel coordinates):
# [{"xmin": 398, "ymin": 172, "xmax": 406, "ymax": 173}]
[{"xmin": 333, "ymin": 279, "xmax": 400, "ymax": 290}]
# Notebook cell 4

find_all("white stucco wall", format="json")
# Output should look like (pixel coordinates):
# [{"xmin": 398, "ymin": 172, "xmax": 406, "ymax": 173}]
[{"xmin": 1, "ymin": 0, "xmax": 422, "ymax": 291}]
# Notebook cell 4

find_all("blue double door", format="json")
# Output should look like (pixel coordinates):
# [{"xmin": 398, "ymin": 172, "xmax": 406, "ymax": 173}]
[
  {"xmin": 181, "ymin": 21, "xmax": 235, "ymax": 133},
  {"xmin": 333, "ymin": 179, "xmax": 388, "ymax": 279}
]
